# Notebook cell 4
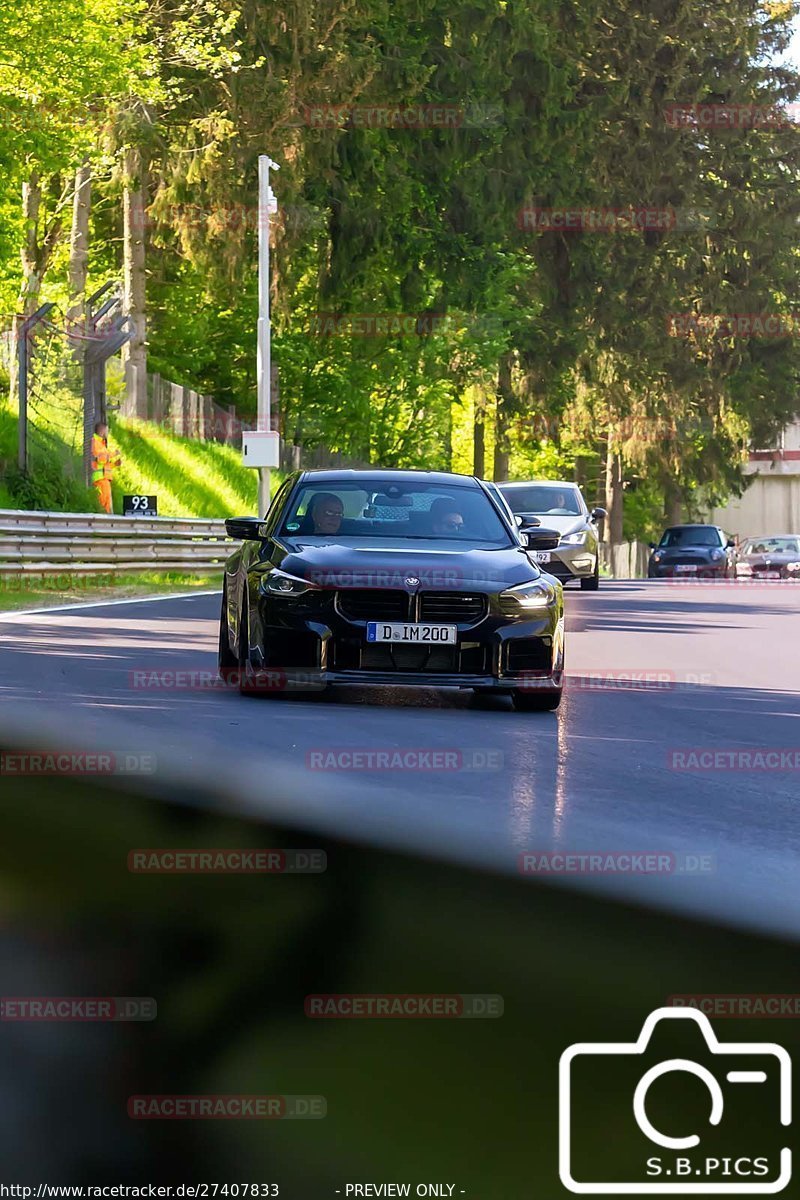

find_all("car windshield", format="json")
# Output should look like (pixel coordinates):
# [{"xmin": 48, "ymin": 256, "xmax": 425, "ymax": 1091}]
[
  {"xmin": 279, "ymin": 480, "xmax": 513, "ymax": 545},
  {"xmin": 742, "ymin": 537, "xmax": 800, "ymax": 555},
  {"xmin": 502, "ymin": 485, "xmax": 582, "ymax": 516},
  {"xmin": 659, "ymin": 527, "xmax": 723, "ymax": 548}
]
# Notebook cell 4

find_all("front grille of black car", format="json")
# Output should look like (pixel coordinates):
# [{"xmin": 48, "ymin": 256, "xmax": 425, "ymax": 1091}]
[
  {"xmin": 330, "ymin": 637, "xmax": 489, "ymax": 675},
  {"xmin": 361, "ymin": 644, "xmax": 457, "ymax": 672},
  {"xmin": 419, "ymin": 592, "xmax": 486, "ymax": 625},
  {"xmin": 336, "ymin": 589, "xmax": 410, "ymax": 623},
  {"xmin": 336, "ymin": 588, "xmax": 486, "ymax": 626}
]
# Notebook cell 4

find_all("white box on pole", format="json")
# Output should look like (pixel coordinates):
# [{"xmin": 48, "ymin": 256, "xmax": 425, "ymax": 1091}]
[{"xmin": 242, "ymin": 430, "xmax": 281, "ymax": 468}]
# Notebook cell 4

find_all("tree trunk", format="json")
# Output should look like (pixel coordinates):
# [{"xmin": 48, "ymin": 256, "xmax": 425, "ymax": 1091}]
[
  {"xmin": 473, "ymin": 389, "xmax": 485, "ymax": 477},
  {"xmin": 67, "ymin": 160, "xmax": 91, "ymax": 337},
  {"xmin": 493, "ymin": 353, "xmax": 514, "ymax": 480},
  {"xmin": 122, "ymin": 146, "xmax": 148, "ymax": 418},
  {"xmin": 664, "ymin": 477, "xmax": 682, "ymax": 524},
  {"xmin": 604, "ymin": 434, "xmax": 624, "ymax": 544},
  {"xmin": 10, "ymin": 172, "xmax": 63, "ymax": 403}
]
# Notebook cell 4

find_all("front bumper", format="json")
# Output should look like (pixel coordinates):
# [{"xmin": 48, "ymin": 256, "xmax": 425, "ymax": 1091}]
[
  {"xmin": 246, "ymin": 588, "xmax": 564, "ymax": 691},
  {"xmin": 537, "ymin": 545, "xmax": 596, "ymax": 582},
  {"xmin": 240, "ymin": 668, "xmax": 563, "ymax": 693},
  {"xmin": 649, "ymin": 562, "xmax": 727, "ymax": 578}
]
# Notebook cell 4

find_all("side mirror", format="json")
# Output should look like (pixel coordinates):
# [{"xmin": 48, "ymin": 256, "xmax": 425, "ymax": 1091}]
[
  {"xmin": 225, "ymin": 517, "xmax": 268, "ymax": 540},
  {"xmin": 648, "ymin": 542, "xmax": 656, "ymax": 550},
  {"xmin": 726, "ymin": 538, "xmax": 736, "ymax": 549},
  {"xmin": 524, "ymin": 527, "xmax": 561, "ymax": 551},
  {"xmin": 517, "ymin": 514, "xmax": 542, "ymax": 533},
  {"xmin": 591, "ymin": 507, "xmax": 607, "ymax": 521}
]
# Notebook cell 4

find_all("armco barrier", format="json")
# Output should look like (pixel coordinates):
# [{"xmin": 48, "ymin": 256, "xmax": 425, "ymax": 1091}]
[{"xmin": 0, "ymin": 508, "xmax": 233, "ymax": 575}]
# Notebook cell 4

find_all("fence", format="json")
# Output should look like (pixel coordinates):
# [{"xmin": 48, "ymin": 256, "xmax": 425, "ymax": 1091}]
[
  {"xmin": 0, "ymin": 509, "xmax": 232, "ymax": 575},
  {"xmin": 600, "ymin": 540, "xmax": 649, "ymax": 579}
]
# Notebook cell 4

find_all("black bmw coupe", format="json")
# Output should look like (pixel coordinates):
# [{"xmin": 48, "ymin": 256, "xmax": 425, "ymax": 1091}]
[{"xmin": 218, "ymin": 469, "xmax": 565, "ymax": 710}]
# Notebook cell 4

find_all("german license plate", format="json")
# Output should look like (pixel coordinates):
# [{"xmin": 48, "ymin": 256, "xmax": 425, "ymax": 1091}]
[
  {"xmin": 675, "ymin": 564, "xmax": 698, "ymax": 573},
  {"xmin": 761, "ymin": 571, "xmax": 781, "ymax": 579},
  {"xmin": 366, "ymin": 622, "xmax": 457, "ymax": 644},
  {"xmin": 533, "ymin": 551, "xmax": 551, "ymax": 564}
]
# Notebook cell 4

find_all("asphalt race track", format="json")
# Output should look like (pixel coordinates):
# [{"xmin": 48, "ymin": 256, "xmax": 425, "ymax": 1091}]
[{"xmin": 2, "ymin": 580, "xmax": 800, "ymax": 937}]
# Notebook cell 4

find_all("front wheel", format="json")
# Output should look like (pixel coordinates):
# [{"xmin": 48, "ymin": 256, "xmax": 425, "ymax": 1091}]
[
  {"xmin": 580, "ymin": 560, "xmax": 600, "ymax": 590},
  {"xmin": 218, "ymin": 580, "xmax": 238, "ymax": 680},
  {"xmin": 512, "ymin": 687, "xmax": 562, "ymax": 712}
]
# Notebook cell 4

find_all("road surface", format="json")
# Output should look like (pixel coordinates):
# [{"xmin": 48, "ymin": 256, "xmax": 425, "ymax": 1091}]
[{"xmin": 1, "ymin": 580, "xmax": 799, "ymax": 936}]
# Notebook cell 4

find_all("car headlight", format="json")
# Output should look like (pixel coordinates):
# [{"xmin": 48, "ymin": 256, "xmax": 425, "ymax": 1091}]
[
  {"xmin": 710, "ymin": 549, "xmax": 724, "ymax": 561},
  {"xmin": 500, "ymin": 579, "xmax": 557, "ymax": 612},
  {"xmin": 787, "ymin": 561, "xmax": 800, "ymax": 573},
  {"xmin": 652, "ymin": 552, "xmax": 662, "ymax": 562},
  {"xmin": 560, "ymin": 531, "xmax": 587, "ymax": 546},
  {"xmin": 262, "ymin": 569, "xmax": 319, "ymax": 597}
]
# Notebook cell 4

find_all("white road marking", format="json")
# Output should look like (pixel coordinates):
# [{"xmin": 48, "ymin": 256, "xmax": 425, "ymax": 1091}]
[{"xmin": 0, "ymin": 590, "xmax": 222, "ymax": 621}]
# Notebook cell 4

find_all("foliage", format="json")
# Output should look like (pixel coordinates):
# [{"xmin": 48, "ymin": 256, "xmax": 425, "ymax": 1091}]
[{"xmin": 1, "ymin": 0, "xmax": 800, "ymax": 539}]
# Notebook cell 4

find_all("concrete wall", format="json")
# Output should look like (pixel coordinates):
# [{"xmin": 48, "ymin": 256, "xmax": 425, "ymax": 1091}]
[
  {"xmin": 710, "ymin": 474, "xmax": 800, "ymax": 537},
  {"xmin": 709, "ymin": 419, "xmax": 800, "ymax": 537}
]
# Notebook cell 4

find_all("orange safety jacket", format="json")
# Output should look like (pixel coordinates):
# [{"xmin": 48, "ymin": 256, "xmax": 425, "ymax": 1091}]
[{"xmin": 91, "ymin": 435, "xmax": 121, "ymax": 484}]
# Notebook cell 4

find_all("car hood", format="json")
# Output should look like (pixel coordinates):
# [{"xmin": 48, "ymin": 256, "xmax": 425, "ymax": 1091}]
[
  {"xmin": 515, "ymin": 514, "xmax": 587, "ymax": 537},
  {"xmin": 269, "ymin": 537, "xmax": 541, "ymax": 592}
]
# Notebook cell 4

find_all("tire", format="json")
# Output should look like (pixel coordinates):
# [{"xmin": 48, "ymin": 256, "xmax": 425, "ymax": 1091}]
[
  {"xmin": 512, "ymin": 687, "xmax": 562, "ymax": 712},
  {"xmin": 236, "ymin": 598, "xmax": 259, "ymax": 696},
  {"xmin": 580, "ymin": 560, "xmax": 600, "ymax": 591},
  {"xmin": 218, "ymin": 580, "xmax": 238, "ymax": 681}
]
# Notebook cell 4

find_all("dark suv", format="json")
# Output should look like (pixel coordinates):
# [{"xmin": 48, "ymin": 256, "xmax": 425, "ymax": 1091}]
[{"xmin": 647, "ymin": 524, "xmax": 736, "ymax": 579}]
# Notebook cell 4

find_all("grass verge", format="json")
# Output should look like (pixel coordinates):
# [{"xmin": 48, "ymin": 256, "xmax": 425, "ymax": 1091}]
[{"xmin": 0, "ymin": 571, "xmax": 223, "ymax": 613}]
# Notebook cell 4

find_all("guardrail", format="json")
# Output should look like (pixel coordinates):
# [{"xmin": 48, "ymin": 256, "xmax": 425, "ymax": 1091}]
[{"xmin": 0, "ymin": 508, "xmax": 233, "ymax": 574}]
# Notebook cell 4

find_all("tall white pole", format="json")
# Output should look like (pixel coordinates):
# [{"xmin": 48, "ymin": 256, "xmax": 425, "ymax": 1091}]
[{"xmin": 257, "ymin": 155, "xmax": 279, "ymax": 516}]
